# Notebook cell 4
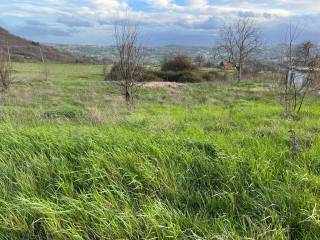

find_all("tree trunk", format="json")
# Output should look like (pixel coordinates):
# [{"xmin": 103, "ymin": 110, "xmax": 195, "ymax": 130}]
[
  {"xmin": 125, "ymin": 86, "xmax": 134, "ymax": 111},
  {"xmin": 125, "ymin": 88, "xmax": 131, "ymax": 108},
  {"xmin": 237, "ymin": 63, "xmax": 242, "ymax": 82}
]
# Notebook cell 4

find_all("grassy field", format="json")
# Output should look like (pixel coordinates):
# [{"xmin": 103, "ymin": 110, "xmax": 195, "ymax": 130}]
[{"xmin": 0, "ymin": 62, "xmax": 320, "ymax": 239}]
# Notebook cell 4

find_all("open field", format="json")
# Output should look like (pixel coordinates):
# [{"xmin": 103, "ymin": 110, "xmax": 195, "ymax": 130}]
[{"xmin": 0, "ymin": 62, "xmax": 320, "ymax": 239}]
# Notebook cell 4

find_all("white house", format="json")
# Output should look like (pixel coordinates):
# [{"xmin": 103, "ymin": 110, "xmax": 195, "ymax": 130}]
[{"xmin": 286, "ymin": 66, "xmax": 314, "ymax": 87}]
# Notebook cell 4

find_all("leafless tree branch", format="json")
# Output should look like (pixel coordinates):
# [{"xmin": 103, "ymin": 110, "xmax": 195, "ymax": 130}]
[
  {"xmin": 276, "ymin": 23, "xmax": 320, "ymax": 115},
  {"xmin": 111, "ymin": 20, "xmax": 144, "ymax": 110},
  {"xmin": 216, "ymin": 18, "xmax": 261, "ymax": 82}
]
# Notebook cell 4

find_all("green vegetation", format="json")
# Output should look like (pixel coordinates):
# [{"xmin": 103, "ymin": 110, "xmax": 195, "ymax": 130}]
[{"xmin": 0, "ymin": 62, "xmax": 320, "ymax": 239}]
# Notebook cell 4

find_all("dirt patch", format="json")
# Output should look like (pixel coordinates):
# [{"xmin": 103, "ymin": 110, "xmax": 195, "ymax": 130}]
[
  {"xmin": 248, "ymin": 87, "xmax": 272, "ymax": 93},
  {"xmin": 143, "ymin": 82, "xmax": 182, "ymax": 89}
]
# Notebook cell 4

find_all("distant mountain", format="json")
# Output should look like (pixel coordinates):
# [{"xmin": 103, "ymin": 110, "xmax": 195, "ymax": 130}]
[
  {"xmin": 0, "ymin": 27, "xmax": 98, "ymax": 63},
  {"xmin": 49, "ymin": 43, "xmax": 290, "ymax": 65},
  {"xmin": 50, "ymin": 44, "xmax": 214, "ymax": 64}
]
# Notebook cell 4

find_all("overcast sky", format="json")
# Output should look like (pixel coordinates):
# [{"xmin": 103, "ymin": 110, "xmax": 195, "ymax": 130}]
[{"xmin": 1, "ymin": 0, "xmax": 320, "ymax": 46}]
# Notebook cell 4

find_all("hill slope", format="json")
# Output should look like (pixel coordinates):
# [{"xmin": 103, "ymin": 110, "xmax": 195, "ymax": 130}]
[{"xmin": 0, "ymin": 27, "xmax": 96, "ymax": 63}]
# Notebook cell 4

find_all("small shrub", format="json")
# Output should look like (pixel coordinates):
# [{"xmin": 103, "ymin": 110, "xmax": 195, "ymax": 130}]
[{"xmin": 161, "ymin": 54, "xmax": 197, "ymax": 72}]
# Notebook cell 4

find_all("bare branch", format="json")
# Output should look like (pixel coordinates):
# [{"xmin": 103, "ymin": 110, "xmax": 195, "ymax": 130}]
[
  {"xmin": 110, "ymin": 20, "xmax": 145, "ymax": 110},
  {"xmin": 276, "ymin": 23, "xmax": 320, "ymax": 114},
  {"xmin": 216, "ymin": 18, "xmax": 261, "ymax": 82}
]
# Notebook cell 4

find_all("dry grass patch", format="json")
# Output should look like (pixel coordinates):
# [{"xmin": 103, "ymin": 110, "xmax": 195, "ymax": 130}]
[
  {"xmin": 143, "ymin": 81, "xmax": 182, "ymax": 89},
  {"xmin": 248, "ymin": 87, "xmax": 272, "ymax": 93}
]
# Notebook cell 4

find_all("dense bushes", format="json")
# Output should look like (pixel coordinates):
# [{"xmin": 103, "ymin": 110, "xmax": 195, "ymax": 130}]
[
  {"xmin": 161, "ymin": 54, "xmax": 196, "ymax": 72},
  {"xmin": 108, "ymin": 62, "xmax": 140, "ymax": 81},
  {"xmin": 157, "ymin": 54, "xmax": 204, "ymax": 82},
  {"xmin": 107, "ymin": 62, "xmax": 120, "ymax": 81},
  {"xmin": 107, "ymin": 54, "xmax": 233, "ymax": 83},
  {"xmin": 177, "ymin": 71, "xmax": 203, "ymax": 83},
  {"xmin": 156, "ymin": 70, "xmax": 203, "ymax": 83},
  {"xmin": 107, "ymin": 63, "xmax": 161, "ymax": 82},
  {"xmin": 108, "ymin": 64, "xmax": 232, "ymax": 83},
  {"xmin": 156, "ymin": 69, "xmax": 232, "ymax": 83}
]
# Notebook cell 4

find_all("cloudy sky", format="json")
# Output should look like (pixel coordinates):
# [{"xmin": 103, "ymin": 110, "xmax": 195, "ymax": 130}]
[{"xmin": 0, "ymin": 0, "xmax": 320, "ymax": 46}]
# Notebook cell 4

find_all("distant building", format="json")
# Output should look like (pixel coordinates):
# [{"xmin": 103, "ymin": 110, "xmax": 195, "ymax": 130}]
[
  {"xmin": 219, "ymin": 61, "xmax": 237, "ymax": 70},
  {"xmin": 287, "ymin": 67, "xmax": 315, "ymax": 87}
]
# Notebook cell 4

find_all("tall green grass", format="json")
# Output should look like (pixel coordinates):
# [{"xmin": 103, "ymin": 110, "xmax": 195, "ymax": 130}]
[
  {"xmin": 0, "ymin": 63, "xmax": 319, "ymax": 239},
  {"xmin": 0, "ymin": 122, "xmax": 319, "ymax": 239}
]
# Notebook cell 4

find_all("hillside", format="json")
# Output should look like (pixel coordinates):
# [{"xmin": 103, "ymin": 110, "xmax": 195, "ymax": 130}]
[{"xmin": 0, "ymin": 27, "xmax": 97, "ymax": 63}]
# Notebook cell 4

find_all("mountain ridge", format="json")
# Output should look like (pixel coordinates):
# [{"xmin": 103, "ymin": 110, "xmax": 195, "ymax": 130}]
[{"xmin": 0, "ymin": 27, "xmax": 97, "ymax": 63}]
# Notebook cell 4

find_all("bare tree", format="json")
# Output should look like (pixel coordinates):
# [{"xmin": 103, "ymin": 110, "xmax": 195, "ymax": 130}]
[
  {"xmin": 295, "ymin": 41, "xmax": 315, "ymax": 66},
  {"xmin": 0, "ymin": 43, "xmax": 13, "ymax": 92},
  {"xmin": 276, "ymin": 24, "xmax": 320, "ymax": 115},
  {"xmin": 111, "ymin": 21, "xmax": 144, "ymax": 110},
  {"xmin": 216, "ymin": 18, "xmax": 261, "ymax": 82},
  {"xmin": 278, "ymin": 23, "xmax": 299, "ymax": 114}
]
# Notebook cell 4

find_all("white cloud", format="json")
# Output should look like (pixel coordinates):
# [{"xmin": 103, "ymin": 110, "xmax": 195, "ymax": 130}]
[
  {"xmin": 89, "ymin": 0, "xmax": 128, "ymax": 9},
  {"xmin": 144, "ymin": 0, "xmax": 177, "ymax": 9},
  {"xmin": 188, "ymin": 0, "xmax": 208, "ymax": 8},
  {"xmin": 1, "ymin": 0, "xmax": 320, "ymax": 45}
]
